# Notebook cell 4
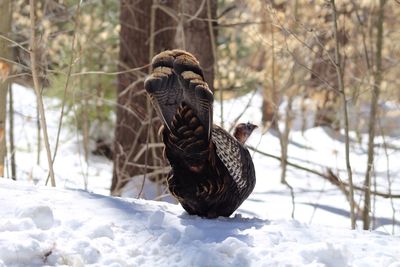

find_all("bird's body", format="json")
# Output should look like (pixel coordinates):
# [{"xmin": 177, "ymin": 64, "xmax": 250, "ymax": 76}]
[{"xmin": 145, "ymin": 50, "xmax": 256, "ymax": 218}]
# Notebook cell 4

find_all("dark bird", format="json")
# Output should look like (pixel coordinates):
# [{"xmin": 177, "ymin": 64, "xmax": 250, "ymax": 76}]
[{"xmin": 144, "ymin": 50, "xmax": 257, "ymax": 218}]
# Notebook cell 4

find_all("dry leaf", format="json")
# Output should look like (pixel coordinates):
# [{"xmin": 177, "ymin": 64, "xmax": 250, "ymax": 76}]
[{"xmin": 0, "ymin": 61, "xmax": 11, "ymax": 82}]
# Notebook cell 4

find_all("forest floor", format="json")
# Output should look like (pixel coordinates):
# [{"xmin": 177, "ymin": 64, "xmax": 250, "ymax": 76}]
[{"xmin": 1, "ymin": 85, "xmax": 399, "ymax": 266}]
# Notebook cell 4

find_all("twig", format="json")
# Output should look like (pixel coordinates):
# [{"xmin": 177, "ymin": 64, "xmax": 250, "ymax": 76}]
[
  {"xmin": 228, "ymin": 89, "xmax": 258, "ymax": 133},
  {"xmin": 187, "ymin": 0, "xmax": 206, "ymax": 23},
  {"xmin": 133, "ymin": 143, "xmax": 164, "ymax": 162},
  {"xmin": 29, "ymin": 0, "xmax": 56, "ymax": 187},
  {"xmin": 282, "ymin": 178, "xmax": 295, "ymax": 219},
  {"xmin": 138, "ymin": 109, "xmax": 152, "ymax": 199},
  {"xmin": 70, "ymin": 64, "xmax": 150, "ymax": 77},
  {"xmin": 217, "ymin": 4, "xmax": 236, "ymax": 19},
  {"xmin": 0, "ymin": 34, "xmax": 30, "ymax": 53}
]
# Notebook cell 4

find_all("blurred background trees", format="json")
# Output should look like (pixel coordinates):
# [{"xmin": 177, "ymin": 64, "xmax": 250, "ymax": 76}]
[
  {"xmin": 1, "ymin": 0, "xmax": 400, "ymax": 230},
  {"xmin": 0, "ymin": 0, "xmax": 12, "ymax": 178}
]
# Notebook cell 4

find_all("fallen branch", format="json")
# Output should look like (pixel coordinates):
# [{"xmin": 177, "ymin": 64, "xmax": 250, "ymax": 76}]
[{"xmin": 248, "ymin": 146, "xmax": 400, "ymax": 199}]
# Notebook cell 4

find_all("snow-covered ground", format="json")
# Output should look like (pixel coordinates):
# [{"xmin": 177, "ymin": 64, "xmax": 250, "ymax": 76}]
[
  {"xmin": 1, "ymin": 179, "xmax": 400, "ymax": 267},
  {"xmin": 1, "ymin": 85, "xmax": 400, "ymax": 266}
]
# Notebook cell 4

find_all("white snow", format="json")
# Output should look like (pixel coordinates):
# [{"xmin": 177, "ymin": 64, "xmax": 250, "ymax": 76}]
[
  {"xmin": 1, "ymin": 85, "xmax": 400, "ymax": 266},
  {"xmin": 1, "ymin": 179, "xmax": 400, "ymax": 267}
]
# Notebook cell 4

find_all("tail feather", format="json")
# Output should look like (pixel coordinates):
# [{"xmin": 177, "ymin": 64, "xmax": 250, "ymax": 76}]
[
  {"xmin": 144, "ymin": 66, "xmax": 183, "ymax": 132},
  {"xmin": 173, "ymin": 52, "xmax": 204, "ymax": 78},
  {"xmin": 164, "ymin": 103, "xmax": 209, "ymax": 170},
  {"xmin": 176, "ymin": 70, "xmax": 213, "ymax": 139},
  {"xmin": 145, "ymin": 49, "xmax": 213, "ymax": 139}
]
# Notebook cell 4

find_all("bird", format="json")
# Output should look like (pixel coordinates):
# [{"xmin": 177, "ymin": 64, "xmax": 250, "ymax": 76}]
[{"xmin": 144, "ymin": 49, "xmax": 257, "ymax": 218}]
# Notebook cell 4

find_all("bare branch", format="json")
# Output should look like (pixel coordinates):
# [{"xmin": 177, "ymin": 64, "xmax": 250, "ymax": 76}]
[{"xmin": 248, "ymin": 146, "xmax": 400, "ymax": 199}]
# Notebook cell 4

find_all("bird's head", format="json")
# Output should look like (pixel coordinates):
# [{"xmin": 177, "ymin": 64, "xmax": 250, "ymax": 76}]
[{"xmin": 233, "ymin": 122, "xmax": 258, "ymax": 144}]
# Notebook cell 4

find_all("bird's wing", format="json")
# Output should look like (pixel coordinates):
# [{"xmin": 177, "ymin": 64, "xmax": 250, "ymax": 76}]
[{"xmin": 211, "ymin": 126, "xmax": 247, "ymax": 190}]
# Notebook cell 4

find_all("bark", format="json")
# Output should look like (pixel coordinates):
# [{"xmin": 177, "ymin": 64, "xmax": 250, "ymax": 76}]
[
  {"xmin": 178, "ymin": 0, "xmax": 217, "ymax": 91},
  {"xmin": 111, "ymin": 0, "xmax": 179, "ymax": 195},
  {"xmin": 112, "ymin": 0, "xmax": 217, "ymax": 196},
  {"xmin": 0, "ymin": 0, "xmax": 12, "ymax": 177}
]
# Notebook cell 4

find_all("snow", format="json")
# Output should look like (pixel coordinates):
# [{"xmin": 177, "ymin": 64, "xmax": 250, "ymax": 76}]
[
  {"xmin": 1, "ymin": 85, "xmax": 400, "ymax": 266},
  {"xmin": 1, "ymin": 179, "xmax": 400, "ymax": 267}
]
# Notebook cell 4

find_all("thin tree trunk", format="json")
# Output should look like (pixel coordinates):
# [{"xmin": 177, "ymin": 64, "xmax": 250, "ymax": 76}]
[
  {"xmin": 378, "ymin": 119, "xmax": 396, "ymax": 234},
  {"xmin": 8, "ymin": 83, "xmax": 15, "ymax": 180},
  {"xmin": 330, "ymin": 0, "xmax": 356, "ymax": 229},
  {"xmin": 29, "ymin": 0, "xmax": 56, "ymax": 186},
  {"xmin": 0, "ymin": 0, "xmax": 12, "ymax": 178},
  {"xmin": 280, "ymin": 97, "xmax": 293, "ymax": 184},
  {"xmin": 279, "ymin": 96, "xmax": 295, "ymax": 218},
  {"xmin": 36, "ymin": 99, "xmax": 41, "ymax": 165},
  {"xmin": 363, "ymin": 0, "xmax": 386, "ymax": 230}
]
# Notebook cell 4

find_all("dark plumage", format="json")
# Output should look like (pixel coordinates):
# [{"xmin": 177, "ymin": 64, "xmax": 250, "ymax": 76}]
[{"xmin": 144, "ymin": 50, "xmax": 256, "ymax": 218}]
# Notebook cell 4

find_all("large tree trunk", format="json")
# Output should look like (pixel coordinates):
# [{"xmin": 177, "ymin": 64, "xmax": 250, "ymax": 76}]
[
  {"xmin": 112, "ymin": 0, "xmax": 217, "ymax": 196},
  {"xmin": 111, "ymin": 0, "xmax": 179, "ymax": 195},
  {"xmin": 178, "ymin": 0, "xmax": 217, "ymax": 91},
  {"xmin": 0, "ymin": 0, "xmax": 12, "ymax": 177}
]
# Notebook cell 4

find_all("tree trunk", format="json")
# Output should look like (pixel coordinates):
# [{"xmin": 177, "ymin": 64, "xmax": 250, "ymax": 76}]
[
  {"xmin": 178, "ymin": 0, "xmax": 217, "ymax": 91},
  {"xmin": 8, "ymin": 84, "xmax": 15, "ymax": 180},
  {"xmin": 363, "ymin": 0, "xmax": 386, "ymax": 230},
  {"xmin": 112, "ymin": 0, "xmax": 217, "ymax": 196},
  {"xmin": 261, "ymin": 9, "xmax": 279, "ymax": 128},
  {"xmin": 330, "ymin": 0, "xmax": 356, "ymax": 229},
  {"xmin": 111, "ymin": 0, "xmax": 179, "ymax": 195},
  {"xmin": 0, "ymin": 0, "xmax": 12, "ymax": 177}
]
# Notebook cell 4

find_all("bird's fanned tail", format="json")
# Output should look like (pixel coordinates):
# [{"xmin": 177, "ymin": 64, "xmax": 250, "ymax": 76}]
[{"xmin": 145, "ymin": 50, "xmax": 213, "ymax": 139}]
